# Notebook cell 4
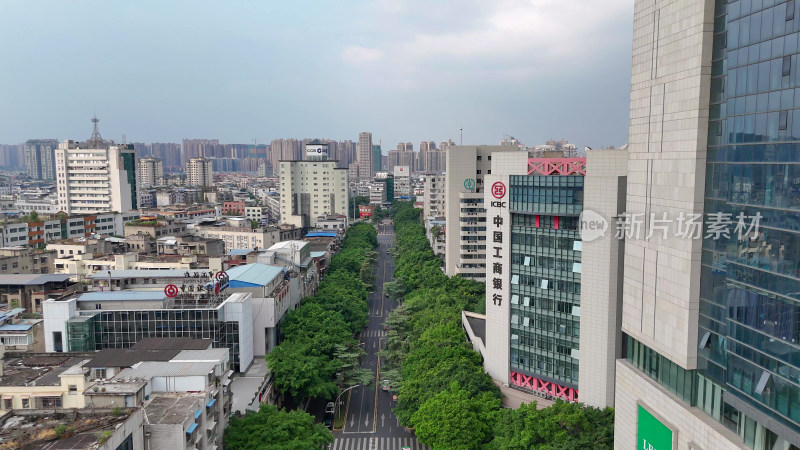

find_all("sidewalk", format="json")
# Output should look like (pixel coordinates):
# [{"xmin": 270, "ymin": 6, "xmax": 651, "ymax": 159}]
[
  {"xmin": 230, "ymin": 357, "xmax": 270, "ymax": 414},
  {"xmin": 495, "ymin": 380, "xmax": 555, "ymax": 409}
]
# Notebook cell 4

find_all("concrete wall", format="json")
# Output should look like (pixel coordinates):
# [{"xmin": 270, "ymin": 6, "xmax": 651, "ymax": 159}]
[
  {"xmin": 577, "ymin": 149, "xmax": 628, "ymax": 409},
  {"xmin": 146, "ymin": 424, "xmax": 185, "ymax": 450},
  {"xmin": 622, "ymin": 0, "xmax": 713, "ymax": 371},
  {"xmin": 43, "ymin": 298, "xmax": 76, "ymax": 352},
  {"xmin": 150, "ymin": 376, "xmax": 207, "ymax": 393},
  {"xmin": 614, "ymin": 361, "xmax": 746, "ymax": 450}
]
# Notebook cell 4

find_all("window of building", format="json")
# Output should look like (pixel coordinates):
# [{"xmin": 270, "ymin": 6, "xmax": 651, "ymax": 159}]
[
  {"xmin": 2, "ymin": 398, "xmax": 11, "ymax": 409},
  {"xmin": 21, "ymin": 398, "xmax": 29, "ymax": 408}
]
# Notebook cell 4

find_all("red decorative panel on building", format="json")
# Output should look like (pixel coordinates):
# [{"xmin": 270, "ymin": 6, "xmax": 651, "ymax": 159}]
[
  {"xmin": 527, "ymin": 158, "xmax": 586, "ymax": 176},
  {"xmin": 510, "ymin": 372, "xmax": 578, "ymax": 402}
]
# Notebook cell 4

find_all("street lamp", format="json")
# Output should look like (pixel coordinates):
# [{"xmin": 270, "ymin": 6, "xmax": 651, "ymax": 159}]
[{"xmin": 334, "ymin": 384, "xmax": 360, "ymax": 427}]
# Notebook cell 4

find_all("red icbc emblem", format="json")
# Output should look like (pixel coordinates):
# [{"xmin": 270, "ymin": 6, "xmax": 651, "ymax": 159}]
[{"xmin": 491, "ymin": 181, "xmax": 506, "ymax": 199}]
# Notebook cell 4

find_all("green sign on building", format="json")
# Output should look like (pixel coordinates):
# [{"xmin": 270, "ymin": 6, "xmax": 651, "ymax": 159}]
[{"xmin": 638, "ymin": 405, "xmax": 673, "ymax": 450}]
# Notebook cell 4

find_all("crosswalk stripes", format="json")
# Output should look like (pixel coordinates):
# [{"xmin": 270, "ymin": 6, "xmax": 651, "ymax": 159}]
[
  {"xmin": 330, "ymin": 436, "xmax": 429, "ymax": 450},
  {"xmin": 362, "ymin": 329, "xmax": 387, "ymax": 338}
]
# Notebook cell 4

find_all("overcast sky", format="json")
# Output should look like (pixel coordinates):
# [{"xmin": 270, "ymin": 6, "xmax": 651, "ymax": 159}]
[{"xmin": 0, "ymin": 0, "xmax": 634, "ymax": 151}]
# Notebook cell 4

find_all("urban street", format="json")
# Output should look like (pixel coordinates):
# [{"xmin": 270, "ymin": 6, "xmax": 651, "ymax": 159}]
[{"xmin": 331, "ymin": 219, "xmax": 428, "ymax": 449}]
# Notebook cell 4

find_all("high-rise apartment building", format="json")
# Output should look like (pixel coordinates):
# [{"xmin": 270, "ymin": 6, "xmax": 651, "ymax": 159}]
[
  {"xmin": 444, "ymin": 145, "xmax": 519, "ymax": 281},
  {"xmin": 182, "ymin": 139, "xmax": 219, "ymax": 160},
  {"xmin": 357, "ymin": 132, "xmax": 373, "ymax": 179},
  {"xmin": 25, "ymin": 139, "xmax": 59, "ymax": 180},
  {"xmin": 137, "ymin": 157, "xmax": 163, "ymax": 187},
  {"xmin": 422, "ymin": 173, "xmax": 446, "ymax": 218},
  {"xmin": 269, "ymin": 139, "xmax": 303, "ymax": 170},
  {"xmin": 279, "ymin": 143, "xmax": 348, "ymax": 228},
  {"xmin": 615, "ymin": 1, "xmax": 800, "ymax": 449},
  {"xmin": 186, "ymin": 157, "xmax": 213, "ymax": 187},
  {"xmin": 55, "ymin": 119, "xmax": 138, "ymax": 215},
  {"xmin": 0, "ymin": 144, "xmax": 25, "ymax": 170},
  {"xmin": 393, "ymin": 166, "xmax": 411, "ymax": 198},
  {"xmin": 372, "ymin": 144, "xmax": 382, "ymax": 173},
  {"xmin": 419, "ymin": 141, "xmax": 438, "ymax": 172}
]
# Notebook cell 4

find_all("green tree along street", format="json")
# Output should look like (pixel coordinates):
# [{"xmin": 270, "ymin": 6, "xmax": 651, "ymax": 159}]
[
  {"xmin": 266, "ymin": 222, "xmax": 376, "ymax": 402},
  {"xmin": 384, "ymin": 203, "xmax": 615, "ymax": 449},
  {"xmin": 227, "ymin": 222, "xmax": 377, "ymax": 448},
  {"xmin": 412, "ymin": 382, "xmax": 500, "ymax": 449},
  {"xmin": 223, "ymin": 404, "xmax": 333, "ymax": 449},
  {"xmin": 490, "ymin": 401, "xmax": 615, "ymax": 449}
]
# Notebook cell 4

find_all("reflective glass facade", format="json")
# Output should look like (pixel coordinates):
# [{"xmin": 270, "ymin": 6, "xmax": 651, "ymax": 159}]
[
  {"xmin": 701, "ymin": 0, "xmax": 800, "ymax": 439},
  {"xmin": 67, "ymin": 308, "xmax": 244, "ymax": 371},
  {"xmin": 508, "ymin": 174, "xmax": 583, "ymax": 388}
]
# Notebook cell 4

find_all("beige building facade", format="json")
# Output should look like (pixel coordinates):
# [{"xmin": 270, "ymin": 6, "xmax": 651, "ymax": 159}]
[
  {"xmin": 444, "ymin": 145, "xmax": 519, "ymax": 281},
  {"xmin": 186, "ymin": 157, "xmax": 213, "ymax": 187},
  {"xmin": 279, "ymin": 160, "xmax": 348, "ymax": 229},
  {"xmin": 137, "ymin": 157, "xmax": 163, "ymax": 187}
]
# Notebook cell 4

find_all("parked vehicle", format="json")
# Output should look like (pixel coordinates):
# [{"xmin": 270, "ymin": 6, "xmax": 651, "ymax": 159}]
[{"xmin": 324, "ymin": 402, "xmax": 335, "ymax": 429}]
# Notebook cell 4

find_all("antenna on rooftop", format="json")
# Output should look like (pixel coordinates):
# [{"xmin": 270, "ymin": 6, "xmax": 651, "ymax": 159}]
[{"xmin": 87, "ymin": 116, "xmax": 108, "ymax": 148}]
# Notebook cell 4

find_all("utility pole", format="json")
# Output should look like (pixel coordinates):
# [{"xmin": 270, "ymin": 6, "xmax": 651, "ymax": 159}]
[{"xmin": 460, "ymin": 128, "xmax": 463, "ymax": 146}]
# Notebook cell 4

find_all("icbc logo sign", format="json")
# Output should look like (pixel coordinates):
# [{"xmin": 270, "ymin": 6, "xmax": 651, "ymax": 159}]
[{"xmin": 491, "ymin": 182, "xmax": 506, "ymax": 199}]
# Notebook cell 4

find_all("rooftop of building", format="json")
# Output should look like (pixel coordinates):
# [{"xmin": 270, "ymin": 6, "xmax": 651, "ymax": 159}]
[
  {"xmin": 0, "ymin": 409, "xmax": 137, "ymax": 449},
  {"xmin": 226, "ymin": 263, "xmax": 284, "ymax": 288},
  {"xmin": 76, "ymin": 291, "xmax": 168, "ymax": 302},
  {"xmin": 143, "ymin": 395, "xmax": 203, "ymax": 425},
  {"xmin": 0, "ymin": 355, "xmax": 88, "ymax": 387},
  {"xmin": 305, "ymin": 231, "xmax": 338, "ymax": 238},
  {"xmin": 86, "ymin": 269, "xmax": 197, "ymax": 280},
  {"xmin": 0, "ymin": 308, "xmax": 25, "ymax": 321},
  {"xmin": 82, "ymin": 338, "xmax": 215, "ymax": 370},
  {"xmin": 465, "ymin": 314, "xmax": 486, "ymax": 344},
  {"xmin": 267, "ymin": 240, "xmax": 308, "ymax": 251},
  {"xmin": 116, "ymin": 360, "xmax": 218, "ymax": 379},
  {"xmin": 85, "ymin": 349, "xmax": 183, "ymax": 369},
  {"xmin": 132, "ymin": 337, "xmax": 213, "ymax": 351},
  {"xmin": 58, "ymin": 289, "xmax": 240, "ymax": 311},
  {"xmin": 0, "ymin": 274, "xmax": 74, "ymax": 286},
  {"xmin": 84, "ymin": 379, "xmax": 147, "ymax": 395},
  {"xmin": 171, "ymin": 348, "xmax": 229, "ymax": 364}
]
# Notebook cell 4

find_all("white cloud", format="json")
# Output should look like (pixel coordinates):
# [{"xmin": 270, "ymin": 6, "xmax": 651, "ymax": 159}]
[
  {"xmin": 342, "ymin": 45, "xmax": 385, "ymax": 64},
  {"xmin": 350, "ymin": 0, "xmax": 632, "ymax": 84}
]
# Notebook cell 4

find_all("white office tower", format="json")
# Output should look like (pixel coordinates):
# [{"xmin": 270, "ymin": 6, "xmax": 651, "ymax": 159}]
[
  {"xmin": 186, "ymin": 157, "xmax": 213, "ymax": 187},
  {"xmin": 55, "ymin": 118, "xmax": 139, "ymax": 215}
]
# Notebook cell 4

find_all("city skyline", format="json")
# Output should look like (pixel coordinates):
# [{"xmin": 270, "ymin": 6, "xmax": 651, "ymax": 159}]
[{"xmin": 0, "ymin": 1, "xmax": 633, "ymax": 150}]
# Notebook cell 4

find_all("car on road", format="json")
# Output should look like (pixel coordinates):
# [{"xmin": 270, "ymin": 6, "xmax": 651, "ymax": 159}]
[
  {"xmin": 380, "ymin": 379, "xmax": 392, "ymax": 391},
  {"xmin": 323, "ymin": 402, "xmax": 335, "ymax": 429}
]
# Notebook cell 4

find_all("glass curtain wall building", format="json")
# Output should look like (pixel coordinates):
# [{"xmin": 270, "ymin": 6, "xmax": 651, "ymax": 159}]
[
  {"xmin": 508, "ymin": 170, "xmax": 584, "ymax": 400},
  {"xmin": 701, "ymin": 0, "xmax": 800, "ymax": 445}
]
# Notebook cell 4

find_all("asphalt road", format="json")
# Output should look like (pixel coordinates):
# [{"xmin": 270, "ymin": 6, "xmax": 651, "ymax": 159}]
[{"xmin": 332, "ymin": 220, "xmax": 428, "ymax": 448}]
